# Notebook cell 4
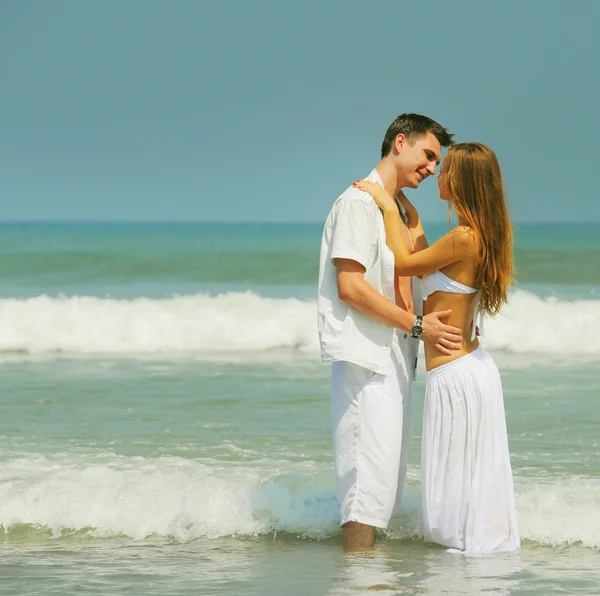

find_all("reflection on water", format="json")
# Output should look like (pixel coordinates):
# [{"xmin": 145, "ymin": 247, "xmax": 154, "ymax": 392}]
[
  {"xmin": 1, "ymin": 534, "xmax": 600, "ymax": 595},
  {"xmin": 326, "ymin": 541, "xmax": 524, "ymax": 595}
]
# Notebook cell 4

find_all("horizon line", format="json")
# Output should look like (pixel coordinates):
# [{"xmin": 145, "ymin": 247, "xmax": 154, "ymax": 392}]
[{"xmin": 0, "ymin": 219, "xmax": 598, "ymax": 225}]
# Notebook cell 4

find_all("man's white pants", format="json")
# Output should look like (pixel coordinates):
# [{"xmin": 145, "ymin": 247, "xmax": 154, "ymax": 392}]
[{"xmin": 330, "ymin": 332, "xmax": 414, "ymax": 529}]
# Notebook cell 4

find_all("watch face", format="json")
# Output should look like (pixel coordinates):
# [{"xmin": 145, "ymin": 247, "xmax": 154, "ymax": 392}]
[{"xmin": 411, "ymin": 326, "xmax": 422, "ymax": 337}]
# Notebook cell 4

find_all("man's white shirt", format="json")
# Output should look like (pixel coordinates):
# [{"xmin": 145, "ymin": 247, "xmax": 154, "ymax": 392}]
[{"xmin": 317, "ymin": 169, "xmax": 422, "ymax": 375}]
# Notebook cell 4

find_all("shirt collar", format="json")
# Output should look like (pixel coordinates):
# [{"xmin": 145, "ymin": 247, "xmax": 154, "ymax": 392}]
[
  {"xmin": 366, "ymin": 168, "xmax": 384, "ymax": 185},
  {"xmin": 366, "ymin": 168, "xmax": 408, "ymax": 220}
]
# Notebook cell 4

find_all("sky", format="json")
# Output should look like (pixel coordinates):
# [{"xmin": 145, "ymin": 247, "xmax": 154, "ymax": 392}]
[{"xmin": 1, "ymin": 0, "xmax": 599, "ymax": 223}]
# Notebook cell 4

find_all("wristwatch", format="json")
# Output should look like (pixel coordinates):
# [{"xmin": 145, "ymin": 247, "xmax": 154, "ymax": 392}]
[{"xmin": 410, "ymin": 315, "xmax": 424, "ymax": 339}]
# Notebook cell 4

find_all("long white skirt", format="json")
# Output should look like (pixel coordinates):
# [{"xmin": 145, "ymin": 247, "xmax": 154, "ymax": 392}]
[{"xmin": 421, "ymin": 347, "xmax": 519, "ymax": 554}]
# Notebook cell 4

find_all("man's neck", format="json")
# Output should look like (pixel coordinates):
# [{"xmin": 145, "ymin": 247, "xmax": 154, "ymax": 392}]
[{"xmin": 375, "ymin": 159, "xmax": 404, "ymax": 198}]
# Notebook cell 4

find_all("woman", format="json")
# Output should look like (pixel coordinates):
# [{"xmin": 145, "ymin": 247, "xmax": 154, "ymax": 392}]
[{"xmin": 353, "ymin": 142, "xmax": 519, "ymax": 554}]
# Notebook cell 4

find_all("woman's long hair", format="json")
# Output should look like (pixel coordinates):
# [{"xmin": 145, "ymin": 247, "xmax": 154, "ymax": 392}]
[{"xmin": 444, "ymin": 143, "xmax": 514, "ymax": 316}]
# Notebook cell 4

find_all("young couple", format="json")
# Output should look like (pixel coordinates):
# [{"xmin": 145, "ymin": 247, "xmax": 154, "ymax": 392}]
[{"xmin": 317, "ymin": 113, "xmax": 519, "ymax": 554}]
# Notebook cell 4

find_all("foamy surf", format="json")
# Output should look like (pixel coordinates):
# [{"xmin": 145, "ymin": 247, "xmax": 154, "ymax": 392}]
[
  {"xmin": 0, "ymin": 292, "xmax": 318, "ymax": 355},
  {"xmin": 1, "ymin": 452, "xmax": 599, "ymax": 548},
  {"xmin": 0, "ymin": 289, "xmax": 599, "ymax": 357}
]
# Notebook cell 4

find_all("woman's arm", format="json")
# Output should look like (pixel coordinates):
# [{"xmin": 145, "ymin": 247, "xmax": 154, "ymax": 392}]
[
  {"xmin": 397, "ymin": 192, "xmax": 428, "ymax": 252},
  {"xmin": 352, "ymin": 180, "xmax": 409, "ymax": 264},
  {"xmin": 354, "ymin": 180, "xmax": 473, "ymax": 277},
  {"xmin": 390, "ymin": 229, "xmax": 472, "ymax": 276}
]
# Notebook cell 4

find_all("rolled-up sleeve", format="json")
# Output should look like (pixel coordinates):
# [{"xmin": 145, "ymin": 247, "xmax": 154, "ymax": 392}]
[{"xmin": 330, "ymin": 198, "xmax": 376, "ymax": 270}]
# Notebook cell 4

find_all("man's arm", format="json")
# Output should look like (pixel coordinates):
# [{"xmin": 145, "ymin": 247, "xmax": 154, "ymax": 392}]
[{"xmin": 336, "ymin": 259, "xmax": 462, "ymax": 354}]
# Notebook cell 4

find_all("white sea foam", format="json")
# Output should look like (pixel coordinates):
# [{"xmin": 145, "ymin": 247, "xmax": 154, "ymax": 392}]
[
  {"xmin": 1, "ymin": 453, "xmax": 599, "ymax": 548},
  {"xmin": 0, "ymin": 292, "xmax": 318, "ymax": 355},
  {"xmin": 0, "ymin": 289, "xmax": 599, "ymax": 357},
  {"xmin": 0, "ymin": 452, "xmax": 338, "ymax": 541}
]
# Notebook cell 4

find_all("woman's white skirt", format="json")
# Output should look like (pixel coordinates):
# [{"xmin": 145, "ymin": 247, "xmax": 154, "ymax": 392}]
[{"xmin": 421, "ymin": 347, "xmax": 519, "ymax": 554}]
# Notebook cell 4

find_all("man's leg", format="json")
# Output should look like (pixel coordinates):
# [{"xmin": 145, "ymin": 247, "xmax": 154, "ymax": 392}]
[
  {"xmin": 342, "ymin": 521, "xmax": 375, "ymax": 551},
  {"xmin": 330, "ymin": 358, "xmax": 406, "ymax": 550},
  {"xmin": 391, "ymin": 339, "xmax": 414, "ymax": 517}
]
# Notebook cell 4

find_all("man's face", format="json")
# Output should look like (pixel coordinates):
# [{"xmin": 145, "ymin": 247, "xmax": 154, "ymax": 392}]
[{"xmin": 395, "ymin": 131, "xmax": 442, "ymax": 189}]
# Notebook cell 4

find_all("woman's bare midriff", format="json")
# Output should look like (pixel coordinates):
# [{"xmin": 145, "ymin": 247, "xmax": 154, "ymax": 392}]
[{"xmin": 424, "ymin": 291, "xmax": 480, "ymax": 372}]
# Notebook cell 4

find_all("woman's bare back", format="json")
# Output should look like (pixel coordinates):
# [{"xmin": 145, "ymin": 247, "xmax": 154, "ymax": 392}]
[{"xmin": 423, "ymin": 260, "xmax": 480, "ymax": 371}]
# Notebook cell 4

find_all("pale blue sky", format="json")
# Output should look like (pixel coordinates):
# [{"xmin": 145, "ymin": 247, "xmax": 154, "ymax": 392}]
[{"xmin": 1, "ymin": 0, "xmax": 599, "ymax": 223}]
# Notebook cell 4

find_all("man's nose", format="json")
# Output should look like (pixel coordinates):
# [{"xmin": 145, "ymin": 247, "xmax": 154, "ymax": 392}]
[{"xmin": 426, "ymin": 162, "xmax": 437, "ymax": 176}]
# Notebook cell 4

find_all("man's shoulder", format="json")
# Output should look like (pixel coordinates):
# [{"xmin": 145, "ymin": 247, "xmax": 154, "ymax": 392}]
[{"xmin": 334, "ymin": 184, "xmax": 375, "ymax": 209}]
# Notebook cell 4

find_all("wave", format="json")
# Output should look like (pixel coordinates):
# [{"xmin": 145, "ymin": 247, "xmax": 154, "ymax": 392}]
[
  {"xmin": 0, "ymin": 292, "xmax": 317, "ymax": 355},
  {"xmin": 1, "ymin": 452, "xmax": 598, "ymax": 548},
  {"xmin": 0, "ymin": 289, "xmax": 599, "ymax": 356}
]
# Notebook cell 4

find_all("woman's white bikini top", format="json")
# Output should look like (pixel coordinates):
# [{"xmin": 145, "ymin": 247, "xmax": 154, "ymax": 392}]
[{"xmin": 422, "ymin": 270, "xmax": 483, "ymax": 341}]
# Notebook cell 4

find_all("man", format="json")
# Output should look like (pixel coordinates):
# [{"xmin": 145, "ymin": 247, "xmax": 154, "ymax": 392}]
[{"xmin": 317, "ymin": 113, "xmax": 461, "ymax": 550}]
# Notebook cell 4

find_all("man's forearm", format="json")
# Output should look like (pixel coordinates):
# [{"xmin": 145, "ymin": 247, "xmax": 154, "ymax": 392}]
[{"xmin": 339, "ymin": 277, "xmax": 416, "ymax": 332}]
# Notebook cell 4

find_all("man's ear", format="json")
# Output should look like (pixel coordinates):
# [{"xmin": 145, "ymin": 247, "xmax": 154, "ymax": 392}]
[{"xmin": 394, "ymin": 133, "xmax": 406, "ymax": 154}]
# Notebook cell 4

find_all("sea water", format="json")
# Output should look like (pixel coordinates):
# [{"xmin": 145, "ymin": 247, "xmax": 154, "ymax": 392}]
[{"xmin": 0, "ymin": 222, "xmax": 599, "ymax": 595}]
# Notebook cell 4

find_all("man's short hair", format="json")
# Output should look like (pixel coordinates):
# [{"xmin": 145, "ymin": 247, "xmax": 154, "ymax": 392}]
[{"xmin": 381, "ymin": 113, "xmax": 454, "ymax": 158}]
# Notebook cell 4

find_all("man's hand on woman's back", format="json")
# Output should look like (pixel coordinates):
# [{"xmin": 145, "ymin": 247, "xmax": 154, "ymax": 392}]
[{"xmin": 421, "ymin": 310, "xmax": 462, "ymax": 355}]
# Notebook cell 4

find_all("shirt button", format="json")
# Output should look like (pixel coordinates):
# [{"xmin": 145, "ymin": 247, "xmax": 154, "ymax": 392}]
[{"xmin": 404, "ymin": 333, "xmax": 408, "ymax": 339}]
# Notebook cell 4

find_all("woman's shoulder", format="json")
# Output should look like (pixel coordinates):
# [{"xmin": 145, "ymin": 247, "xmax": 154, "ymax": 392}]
[{"xmin": 447, "ymin": 225, "xmax": 478, "ymax": 250}]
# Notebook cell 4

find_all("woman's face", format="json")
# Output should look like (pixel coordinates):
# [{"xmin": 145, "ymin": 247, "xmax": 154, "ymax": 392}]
[{"xmin": 437, "ymin": 158, "xmax": 449, "ymax": 201}]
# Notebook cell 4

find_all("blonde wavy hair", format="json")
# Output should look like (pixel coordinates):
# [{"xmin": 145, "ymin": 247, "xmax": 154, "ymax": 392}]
[{"xmin": 444, "ymin": 142, "xmax": 514, "ymax": 316}]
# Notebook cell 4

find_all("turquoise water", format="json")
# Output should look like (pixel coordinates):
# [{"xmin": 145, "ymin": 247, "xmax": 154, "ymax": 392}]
[
  {"xmin": 2, "ymin": 222, "xmax": 600, "ymax": 296},
  {"xmin": 1, "ymin": 223, "xmax": 599, "ymax": 594}
]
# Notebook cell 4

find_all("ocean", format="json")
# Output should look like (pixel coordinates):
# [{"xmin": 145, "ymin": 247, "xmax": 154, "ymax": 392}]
[{"xmin": 0, "ymin": 222, "xmax": 599, "ymax": 595}]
